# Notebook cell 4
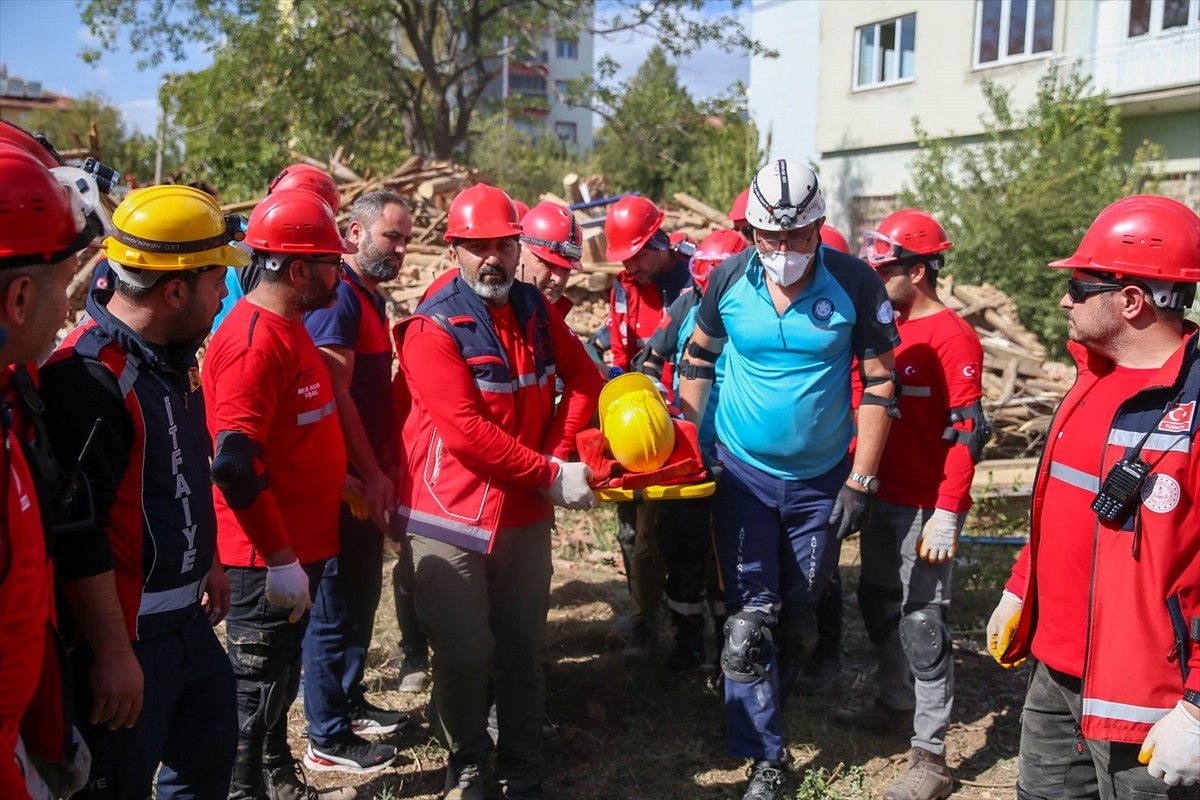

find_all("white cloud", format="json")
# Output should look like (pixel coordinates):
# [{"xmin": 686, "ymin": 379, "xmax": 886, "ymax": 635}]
[
  {"xmin": 120, "ymin": 98, "xmax": 160, "ymax": 136},
  {"xmin": 75, "ymin": 25, "xmax": 98, "ymax": 44}
]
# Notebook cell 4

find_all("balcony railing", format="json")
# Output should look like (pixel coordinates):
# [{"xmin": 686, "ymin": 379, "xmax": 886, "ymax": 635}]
[{"xmin": 1052, "ymin": 25, "xmax": 1200, "ymax": 98}]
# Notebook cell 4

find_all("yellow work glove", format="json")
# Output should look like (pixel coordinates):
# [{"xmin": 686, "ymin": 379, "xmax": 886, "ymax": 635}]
[
  {"xmin": 986, "ymin": 590, "xmax": 1025, "ymax": 668},
  {"xmin": 341, "ymin": 477, "xmax": 370, "ymax": 521}
]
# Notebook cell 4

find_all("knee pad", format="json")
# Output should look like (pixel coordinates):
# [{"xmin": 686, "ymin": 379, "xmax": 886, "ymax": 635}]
[
  {"xmin": 858, "ymin": 580, "xmax": 902, "ymax": 645},
  {"xmin": 899, "ymin": 607, "xmax": 951, "ymax": 681},
  {"xmin": 721, "ymin": 611, "xmax": 773, "ymax": 684}
]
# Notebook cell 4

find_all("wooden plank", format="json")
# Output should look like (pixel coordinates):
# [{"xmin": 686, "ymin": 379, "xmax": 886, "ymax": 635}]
[
  {"xmin": 672, "ymin": 192, "xmax": 726, "ymax": 224},
  {"xmin": 971, "ymin": 458, "xmax": 1039, "ymax": 499}
]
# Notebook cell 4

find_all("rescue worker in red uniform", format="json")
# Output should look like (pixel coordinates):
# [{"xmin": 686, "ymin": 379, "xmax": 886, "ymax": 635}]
[
  {"xmin": 518, "ymin": 201, "xmax": 585, "ymax": 320},
  {"xmin": 603, "ymin": 194, "xmax": 695, "ymax": 663},
  {"xmin": 204, "ymin": 190, "xmax": 373, "ymax": 799},
  {"xmin": 0, "ymin": 137, "xmax": 97, "ymax": 800},
  {"xmin": 42, "ymin": 184, "xmax": 243, "ymax": 799},
  {"xmin": 832, "ymin": 210, "xmax": 986, "ymax": 800},
  {"xmin": 988, "ymin": 195, "xmax": 1200, "ymax": 799},
  {"xmin": 394, "ymin": 184, "xmax": 602, "ymax": 800}
]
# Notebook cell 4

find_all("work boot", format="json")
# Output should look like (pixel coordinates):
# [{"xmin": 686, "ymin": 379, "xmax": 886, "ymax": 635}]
[
  {"xmin": 622, "ymin": 623, "xmax": 658, "ymax": 665},
  {"xmin": 882, "ymin": 747, "xmax": 953, "ymax": 800},
  {"xmin": 264, "ymin": 760, "xmax": 358, "ymax": 800},
  {"xmin": 742, "ymin": 759, "xmax": 787, "ymax": 800},
  {"xmin": 397, "ymin": 653, "xmax": 431, "ymax": 694},
  {"xmin": 443, "ymin": 756, "xmax": 485, "ymax": 800},
  {"xmin": 831, "ymin": 699, "xmax": 914, "ymax": 735}
]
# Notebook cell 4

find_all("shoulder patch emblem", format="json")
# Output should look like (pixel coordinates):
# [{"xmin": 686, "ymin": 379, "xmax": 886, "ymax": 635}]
[
  {"xmin": 1158, "ymin": 401, "xmax": 1195, "ymax": 433},
  {"xmin": 812, "ymin": 298, "xmax": 835, "ymax": 322},
  {"xmin": 876, "ymin": 300, "xmax": 895, "ymax": 325},
  {"xmin": 1141, "ymin": 474, "xmax": 1181, "ymax": 514}
]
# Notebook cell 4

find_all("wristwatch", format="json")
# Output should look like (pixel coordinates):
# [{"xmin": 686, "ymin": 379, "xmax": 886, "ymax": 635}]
[{"xmin": 849, "ymin": 472, "xmax": 880, "ymax": 494}]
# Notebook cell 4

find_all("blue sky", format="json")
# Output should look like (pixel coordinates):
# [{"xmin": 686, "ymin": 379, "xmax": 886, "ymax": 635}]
[{"xmin": 0, "ymin": 0, "xmax": 750, "ymax": 136}]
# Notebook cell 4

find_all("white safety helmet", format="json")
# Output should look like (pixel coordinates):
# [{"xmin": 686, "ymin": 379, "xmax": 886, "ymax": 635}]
[{"xmin": 745, "ymin": 159, "xmax": 826, "ymax": 232}]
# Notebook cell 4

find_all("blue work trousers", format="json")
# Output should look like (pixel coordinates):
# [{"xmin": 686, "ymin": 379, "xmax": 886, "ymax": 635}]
[
  {"xmin": 302, "ymin": 509, "xmax": 384, "ymax": 746},
  {"xmin": 72, "ymin": 610, "xmax": 237, "ymax": 799},
  {"xmin": 714, "ymin": 446, "xmax": 848, "ymax": 761}
]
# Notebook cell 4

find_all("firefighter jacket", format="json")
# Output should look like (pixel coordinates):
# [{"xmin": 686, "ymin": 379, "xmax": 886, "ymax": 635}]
[
  {"xmin": 608, "ymin": 235, "xmax": 694, "ymax": 375},
  {"xmin": 393, "ymin": 275, "xmax": 601, "ymax": 554},
  {"xmin": 42, "ymin": 291, "xmax": 217, "ymax": 641},
  {"xmin": 1002, "ymin": 326, "xmax": 1200, "ymax": 744}
]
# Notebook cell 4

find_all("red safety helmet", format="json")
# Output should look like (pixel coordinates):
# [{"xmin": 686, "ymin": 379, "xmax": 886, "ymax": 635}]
[
  {"xmin": 244, "ymin": 189, "xmax": 356, "ymax": 256},
  {"xmin": 444, "ymin": 184, "xmax": 523, "ymax": 242},
  {"xmin": 514, "ymin": 199, "xmax": 530, "ymax": 220},
  {"xmin": 1049, "ymin": 195, "xmax": 1200, "ymax": 283},
  {"xmin": 860, "ymin": 209, "xmax": 953, "ymax": 268},
  {"xmin": 520, "ymin": 201, "xmax": 583, "ymax": 270},
  {"xmin": 820, "ymin": 224, "xmax": 850, "ymax": 254},
  {"xmin": 0, "ymin": 143, "xmax": 91, "ymax": 266},
  {"xmin": 268, "ymin": 164, "xmax": 341, "ymax": 213},
  {"xmin": 0, "ymin": 120, "xmax": 63, "ymax": 169},
  {"xmin": 604, "ymin": 195, "xmax": 664, "ymax": 262},
  {"xmin": 690, "ymin": 228, "xmax": 748, "ymax": 291},
  {"xmin": 727, "ymin": 188, "xmax": 750, "ymax": 227}
]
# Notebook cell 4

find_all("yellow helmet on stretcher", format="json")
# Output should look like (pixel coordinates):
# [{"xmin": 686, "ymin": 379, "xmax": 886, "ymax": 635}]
[{"xmin": 598, "ymin": 373, "xmax": 676, "ymax": 473}]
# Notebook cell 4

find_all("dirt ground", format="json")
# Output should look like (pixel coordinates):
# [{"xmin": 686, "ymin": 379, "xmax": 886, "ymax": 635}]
[{"xmin": 289, "ymin": 507, "xmax": 1030, "ymax": 800}]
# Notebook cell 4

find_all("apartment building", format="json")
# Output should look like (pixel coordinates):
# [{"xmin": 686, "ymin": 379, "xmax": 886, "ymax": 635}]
[{"xmin": 749, "ymin": 0, "xmax": 1199, "ymax": 241}]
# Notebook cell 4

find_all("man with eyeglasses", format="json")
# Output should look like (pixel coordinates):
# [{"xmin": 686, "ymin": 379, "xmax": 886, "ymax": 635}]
[
  {"xmin": 678, "ymin": 159, "xmax": 899, "ymax": 800},
  {"xmin": 394, "ymin": 184, "xmax": 601, "ymax": 800},
  {"xmin": 41, "ymin": 183, "xmax": 247, "ymax": 799},
  {"xmin": 987, "ymin": 195, "xmax": 1200, "ymax": 799},
  {"xmin": 831, "ymin": 209, "xmax": 986, "ymax": 800},
  {"xmin": 202, "ymin": 190, "xmax": 377, "ymax": 800},
  {"xmin": 300, "ymin": 191, "xmax": 413, "ymax": 778}
]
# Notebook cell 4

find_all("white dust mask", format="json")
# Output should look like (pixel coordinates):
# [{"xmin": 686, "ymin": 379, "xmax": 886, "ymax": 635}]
[{"xmin": 759, "ymin": 250, "xmax": 813, "ymax": 286}]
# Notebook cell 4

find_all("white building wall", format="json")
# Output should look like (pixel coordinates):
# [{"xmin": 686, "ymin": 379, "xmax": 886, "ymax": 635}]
[
  {"xmin": 545, "ymin": 26, "xmax": 595, "ymax": 154},
  {"xmin": 747, "ymin": 0, "xmax": 821, "ymax": 165}
]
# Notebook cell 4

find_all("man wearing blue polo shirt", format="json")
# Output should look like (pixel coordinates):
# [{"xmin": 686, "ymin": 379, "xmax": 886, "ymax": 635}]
[{"xmin": 678, "ymin": 159, "xmax": 899, "ymax": 800}]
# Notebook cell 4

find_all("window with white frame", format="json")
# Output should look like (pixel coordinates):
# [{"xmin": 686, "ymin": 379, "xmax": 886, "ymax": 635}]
[
  {"xmin": 556, "ymin": 39, "xmax": 578, "ymax": 60},
  {"xmin": 854, "ymin": 14, "xmax": 916, "ymax": 88},
  {"xmin": 976, "ymin": 0, "xmax": 1054, "ymax": 65},
  {"xmin": 1128, "ymin": 0, "xmax": 1200, "ymax": 38}
]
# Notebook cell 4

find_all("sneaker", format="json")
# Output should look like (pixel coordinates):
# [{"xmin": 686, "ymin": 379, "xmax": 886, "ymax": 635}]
[
  {"xmin": 264, "ymin": 760, "xmax": 358, "ymax": 800},
  {"xmin": 443, "ymin": 758, "xmax": 485, "ymax": 800},
  {"xmin": 796, "ymin": 655, "xmax": 841, "ymax": 695},
  {"xmin": 350, "ymin": 700, "xmax": 410, "ymax": 736},
  {"xmin": 882, "ymin": 747, "xmax": 954, "ymax": 800},
  {"xmin": 303, "ymin": 736, "xmax": 397, "ymax": 774},
  {"xmin": 830, "ymin": 699, "xmax": 914, "ymax": 735},
  {"xmin": 621, "ymin": 623, "xmax": 658, "ymax": 666},
  {"xmin": 743, "ymin": 759, "xmax": 787, "ymax": 800},
  {"xmin": 397, "ymin": 658, "xmax": 431, "ymax": 694}
]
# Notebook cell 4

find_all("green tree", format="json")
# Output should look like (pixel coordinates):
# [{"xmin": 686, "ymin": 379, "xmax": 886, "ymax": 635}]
[
  {"xmin": 903, "ymin": 66, "xmax": 1162, "ymax": 356},
  {"xmin": 466, "ymin": 113, "xmax": 584, "ymax": 204},
  {"xmin": 80, "ymin": 0, "xmax": 767, "ymax": 181},
  {"xmin": 19, "ymin": 92, "xmax": 169, "ymax": 186}
]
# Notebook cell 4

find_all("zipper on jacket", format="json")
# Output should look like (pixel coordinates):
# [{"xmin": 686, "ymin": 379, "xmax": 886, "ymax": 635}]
[{"xmin": 1073, "ymin": 721, "xmax": 1085, "ymax": 755}]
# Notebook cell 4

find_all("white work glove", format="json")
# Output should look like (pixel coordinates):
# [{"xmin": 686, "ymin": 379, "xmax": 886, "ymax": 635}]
[
  {"xmin": 916, "ymin": 508, "xmax": 960, "ymax": 563},
  {"xmin": 986, "ymin": 590, "xmax": 1025, "ymax": 668},
  {"xmin": 1140, "ymin": 700, "xmax": 1200, "ymax": 786},
  {"xmin": 547, "ymin": 461, "xmax": 598, "ymax": 510},
  {"xmin": 265, "ymin": 559, "xmax": 312, "ymax": 623}
]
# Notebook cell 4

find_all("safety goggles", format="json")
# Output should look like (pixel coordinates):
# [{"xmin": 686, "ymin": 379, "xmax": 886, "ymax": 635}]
[
  {"xmin": 860, "ymin": 230, "xmax": 924, "ymax": 267},
  {"xmin": 520, "ymin": 235, "xmax": 583, "ymax": 262},
  {"xmin": 1066, "ymin": 277, "xmax": 1126, "ymax": 303}
]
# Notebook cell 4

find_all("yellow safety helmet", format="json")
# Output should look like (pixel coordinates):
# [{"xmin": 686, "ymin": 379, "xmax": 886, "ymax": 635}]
[
  {"xmin": 599, "ymin": 372, "xmax": 676, "ymax": 473},
  {"xmin": 103, "ymin": 185, "xmax": 250, "ymax": 282}
]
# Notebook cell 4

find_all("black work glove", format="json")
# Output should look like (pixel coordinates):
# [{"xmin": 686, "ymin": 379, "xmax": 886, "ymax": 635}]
[{"xmin": 829, "ymin": 483, "xmax": 873, "ymax": 541}]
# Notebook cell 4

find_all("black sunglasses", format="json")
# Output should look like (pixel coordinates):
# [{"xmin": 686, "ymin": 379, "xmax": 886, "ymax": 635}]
[{"xmin": 1066, "ymin": 277, "xmax": 1125, "ymax": 303}]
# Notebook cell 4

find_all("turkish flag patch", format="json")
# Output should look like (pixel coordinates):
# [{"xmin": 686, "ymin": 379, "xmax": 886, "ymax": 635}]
[{"xmin": 1159, "ymin": 400, "xmax": 1196, "ymax": 433}]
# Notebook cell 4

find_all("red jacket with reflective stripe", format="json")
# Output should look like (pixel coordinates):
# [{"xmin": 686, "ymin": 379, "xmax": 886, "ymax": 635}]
[
  {"xmin": 393, "ymin": 277, "xmax": 602, "ymax": 554},
  {"xmin": 1003, "ymin": 328, "xmax": 1200, "ymax": 744}
]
